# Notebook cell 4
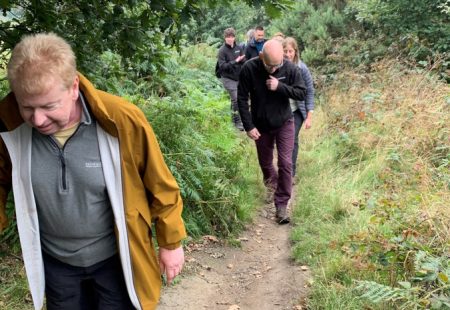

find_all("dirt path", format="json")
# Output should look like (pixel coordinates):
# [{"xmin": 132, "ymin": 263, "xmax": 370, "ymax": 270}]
[{"xmin": 158, "ymin": 198, "xmax": 311, "ymax": 310}]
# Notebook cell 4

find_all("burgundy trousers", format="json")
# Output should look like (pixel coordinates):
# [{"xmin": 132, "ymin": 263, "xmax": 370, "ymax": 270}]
[{"xmin": 255, "ymin": 117, "xmax": 294, "ymax": 208}]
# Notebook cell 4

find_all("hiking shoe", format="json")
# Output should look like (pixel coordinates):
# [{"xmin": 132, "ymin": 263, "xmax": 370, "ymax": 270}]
[{"xmin": 276, "ymin": 207, "xmax": 290, "ymax": 225}]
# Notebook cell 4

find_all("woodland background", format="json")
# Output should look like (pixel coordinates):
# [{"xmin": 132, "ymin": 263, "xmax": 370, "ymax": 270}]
[{"xmin": 0, "ymin": 1, "xmax": 449, "ymax": 309}]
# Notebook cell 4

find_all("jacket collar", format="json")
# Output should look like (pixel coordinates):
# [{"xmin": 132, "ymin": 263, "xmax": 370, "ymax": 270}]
[
  {"xmin": 77, "ymin": 73, "xmax": 117, "ymax": 136},
  {"xmin": 224, "ymin": 42, "xmax": 235, "ymax": 49}
]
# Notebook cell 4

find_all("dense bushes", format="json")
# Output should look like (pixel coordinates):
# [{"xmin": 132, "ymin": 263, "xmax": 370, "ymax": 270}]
[
  {"xmin": 138, "ymin": 45, "xmax": 255, "ymax": 236},
  {"xmin": 346, "ymin": 0, "xmax": 450, "ymax": 79},
  {"xmin": 141, "ymin": 45, "xmax": 260, "ymax": 237},
  {"xmin": 269, "ymin": 0, "xmax": 346, "ymax": 67},
  {"xmin": 181, "ymin": 1, "xmax": 268, "ymax": 45},
  {"xmin": 267, "ymin": 0, "xmax": 449, "ymax": 80},
  {"xmin": 347, "ymin": 0, "xmax": 450, "ymax": 55}
]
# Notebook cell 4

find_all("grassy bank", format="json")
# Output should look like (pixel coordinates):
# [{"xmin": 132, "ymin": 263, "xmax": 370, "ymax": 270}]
[{"xmin": 292, "ymin": 60, "xmax": 449, "ymax": 309}]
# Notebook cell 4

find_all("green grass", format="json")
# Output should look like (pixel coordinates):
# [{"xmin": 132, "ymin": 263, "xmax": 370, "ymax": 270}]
[
  {"xmin": 290, "ymin": 60, "xmax": 449, "ymax": 309},
  {"xmin": 292, "ymin": 129, "xmax": 387, "ymax": 308},
  {"xmin": 307, "ymin": 280, "xmax": 367, "ymax": 310},
  {"xmin": 0, "ymin": 247, "xmax": 33, "ymax": 310}
]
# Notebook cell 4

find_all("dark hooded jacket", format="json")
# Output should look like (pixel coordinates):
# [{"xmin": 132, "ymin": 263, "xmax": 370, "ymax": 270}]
[{"xmin": 244, "ymin": 38, "xmax": 267, "ymax": 61}]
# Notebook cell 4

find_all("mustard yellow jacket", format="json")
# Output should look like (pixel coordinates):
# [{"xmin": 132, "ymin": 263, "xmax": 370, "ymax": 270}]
[{"xmin": 0, "ymin": 74, "xmax": 187, "ymax": 309}]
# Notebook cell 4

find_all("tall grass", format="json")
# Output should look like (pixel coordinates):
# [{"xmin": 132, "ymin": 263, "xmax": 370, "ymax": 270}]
[{"xmin": 292, "ymin": 60, "xmax": 449, "ymax": 309}]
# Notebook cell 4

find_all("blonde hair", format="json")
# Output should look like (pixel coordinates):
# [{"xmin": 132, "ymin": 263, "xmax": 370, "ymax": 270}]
[
  {"xmin": 246, "ymin": 29, "xmax": 255, "ymax": 42},
  {"xmin": 271, "ymin": 32, "xmax": 286, "ymax": 42},
  {"xmin": 282, "ymin": 37, "xmax": 299, "ymax": 64},
  {"xmin": 7, "ymin": 32, "xmax": 77, "ymax": 96}
]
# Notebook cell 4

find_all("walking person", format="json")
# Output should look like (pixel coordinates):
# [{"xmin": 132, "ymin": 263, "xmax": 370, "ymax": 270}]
[
  {"xmin": 217, "ymin": 27, "xmax": 245, "ymax": 130},
  {"xmin": 237, "ymin": 39, "xmax": 307, "ymax": 224},
  {"xmin": 271, "ymin": 32, "xmax": 286, "ymax": 42},
  {"xmin": 282, "ymin": 37, "xmax": 315, "ymax": 178},
  {"xmin": 244, "ymin": 25, "xmax": 267, "ymax": 60},
  {"xmin": 241, "ymin": 28, "xmax": 255, "ymax": 50},
  {"xmin": 0, "ymin": 33, "xmax": 186, "ymax": 310}
]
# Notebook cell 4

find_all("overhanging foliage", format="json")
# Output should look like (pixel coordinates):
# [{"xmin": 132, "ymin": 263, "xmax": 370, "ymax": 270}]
[{"xmin": 0, "ymin": 0, "xmax": 293, "ymax": 78}]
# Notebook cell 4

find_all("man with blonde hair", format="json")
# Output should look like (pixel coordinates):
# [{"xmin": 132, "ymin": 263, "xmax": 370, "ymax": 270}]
[
  {"xmin": 0, "ymin": 33, "xmax": 186, "ymax": 310},
  {"xmin": 237, "ymin": 39, "xmax": 306, "ymax": 224}
]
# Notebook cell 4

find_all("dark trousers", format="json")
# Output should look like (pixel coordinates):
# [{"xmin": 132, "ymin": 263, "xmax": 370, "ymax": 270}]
[
  {"xmin": 43, "ymin": 252, "xmax": 134, "ymax": 310},
  {"xmin": 221, "ymin": 77, "xmax": 243, "ymax": 127},
  {"xmin": 255, "ymin": 117, "xmax": 294, "ymax": 208},
  {"xmin": 292, "ymin": 109, "xmax": 305, "ymax": 177}
]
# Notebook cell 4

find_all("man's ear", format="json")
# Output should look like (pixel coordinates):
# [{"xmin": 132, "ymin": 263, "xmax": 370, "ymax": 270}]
[
  {"xmin": 259, "ymin": 53, "xmax": 263, "ymax": 60},
  {"xmin": 71, "ymin": 75, "xmax": 80, "ymax": 101}
]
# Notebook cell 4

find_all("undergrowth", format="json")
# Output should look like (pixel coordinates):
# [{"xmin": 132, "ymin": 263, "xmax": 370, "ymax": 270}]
[
  {"xmin": 292, "ymin": 59, "xmax": 449, "ymax": 309},
  {"xmin": 137, "ymin": 44, "xmax": 262, "ymax": 237}
]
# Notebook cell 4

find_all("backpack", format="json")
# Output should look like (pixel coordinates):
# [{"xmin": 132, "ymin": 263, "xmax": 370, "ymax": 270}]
[{"xmin": 215, "ymin": 61, "xmax": 221, "ymax": 78}]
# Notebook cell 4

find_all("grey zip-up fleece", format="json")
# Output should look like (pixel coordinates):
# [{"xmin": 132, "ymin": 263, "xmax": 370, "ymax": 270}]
[{"xmin": 31, "ymin": 93, "xmax": 116, "ymax": 267}]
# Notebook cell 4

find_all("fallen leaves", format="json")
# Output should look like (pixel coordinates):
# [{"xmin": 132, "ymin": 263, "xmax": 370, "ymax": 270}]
[{"xmin": 204, "ymin": 235, "xmax": 219, "ymax": 243}]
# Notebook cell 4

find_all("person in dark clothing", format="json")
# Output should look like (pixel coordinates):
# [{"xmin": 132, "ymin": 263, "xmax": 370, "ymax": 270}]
[
  {"xmin": 217, "ymin": 27, "xmax": 245, "ymax": 130},
  {"xmin": 237, "ymin": 39, "xmax": 307, "ymax": 224},
  {"xmin": 241, "ymin": 28, "xmax": 255, "ymax": 51},
  {"xmin": 244, "ymin": 25, "xmax": 267, "ymax": 61}
]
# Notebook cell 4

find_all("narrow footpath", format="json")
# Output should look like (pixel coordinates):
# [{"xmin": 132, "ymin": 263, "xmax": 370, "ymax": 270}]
[{"xmin": 158, "ymin": 195, "xmax": 311, "ymax": 310}]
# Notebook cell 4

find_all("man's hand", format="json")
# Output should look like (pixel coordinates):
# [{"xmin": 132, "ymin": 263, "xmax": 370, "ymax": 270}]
[
  {"xmin": 304, "ymin": 111, "xmax": 313, "ymax": 129},
  {"xmin": 304, "ymin": 117, "xmax": 312, "ymax": 129},
  {"xmin": 266, "ymin": 75, "xmax": 278, "ymax": 91},
  {"xmin": 247, "ymin": 128, "xmax": 261, "ymax": 140},
  {"xmin": 236, "ymin": 55, "xmax": 245, "ymax": 63},
  {"xmin": 159, "ymin": 246, "xmax": 184, "ymax": 285}
]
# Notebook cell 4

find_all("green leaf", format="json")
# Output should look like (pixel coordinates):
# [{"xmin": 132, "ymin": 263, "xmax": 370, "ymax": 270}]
[
  {"xmin": 438, "ymin": 272, "xmax": 448, "ymax": 283},
  {"xmin": 398, "ymin": 281, "xmax": 411, "ymax": 289}
]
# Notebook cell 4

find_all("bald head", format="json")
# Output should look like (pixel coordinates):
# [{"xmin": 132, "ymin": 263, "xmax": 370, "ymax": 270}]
[{"xmin": 261, "ymin": 39, "xmax": 284, "ymax": 73}]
